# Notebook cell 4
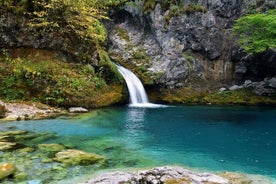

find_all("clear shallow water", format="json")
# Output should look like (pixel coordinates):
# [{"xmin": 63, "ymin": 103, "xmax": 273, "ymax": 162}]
[{"xmin": 1, "ymin": 105, "xmax": 276, "ymax": 180}]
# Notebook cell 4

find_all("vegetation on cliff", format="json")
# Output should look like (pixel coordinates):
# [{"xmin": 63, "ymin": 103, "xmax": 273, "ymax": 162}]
[
  {"xmin": 0, "ymin": 0, "xmax": 128, "ymax": 107},
  {"xmin": 0, "ymin": 49, "xmax": 124, "ymax": 107},
  {"xmin": 233, "ymin": 10, "xmax": 276, "ymax": 54},
  {"xmin": 149, "ymin": 87, "xmax": 276, "ymax": 105}
]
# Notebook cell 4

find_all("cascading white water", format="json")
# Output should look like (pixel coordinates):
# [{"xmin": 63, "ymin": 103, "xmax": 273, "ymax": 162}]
[
  {"xmin": 117, "ymin": 65, "xmax": 149, "ymax": 105},
  {"xmin": 117, "ymin": 65, "xmax": 167, "ymax": 108}
]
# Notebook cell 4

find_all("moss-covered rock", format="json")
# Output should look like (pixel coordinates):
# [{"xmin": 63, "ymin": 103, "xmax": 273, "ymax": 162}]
[
  {"xmin": 0, "ymin": 163, "xmax": 16, "ymax": 180},
  {"xmin": 17, "ymin": 147, "xmax": 35, "ymax": 155},
  {"xmin": 149, "ymin": 87, "xmax": 276, "ymax": 105},
  {"xmin": 54, "ymin": 149, "xmax": 103, "ymax": 165},
  {"xmin": 14, "ymin": 172, "xmax": 28, "ymax": 182}
]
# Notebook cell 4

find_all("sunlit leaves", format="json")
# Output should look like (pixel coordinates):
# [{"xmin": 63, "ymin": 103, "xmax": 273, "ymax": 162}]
[{"xmin": 233, "ymin": 10, "xmax": 276, "ymax": 54}]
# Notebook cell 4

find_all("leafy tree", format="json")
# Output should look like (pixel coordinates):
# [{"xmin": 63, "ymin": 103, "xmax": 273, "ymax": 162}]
[{"xmin": 233, "ymin": 10, "xmax": 276, "ymax": 54}]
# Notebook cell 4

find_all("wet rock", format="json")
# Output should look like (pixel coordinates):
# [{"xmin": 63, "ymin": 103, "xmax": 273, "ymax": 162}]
[
  {"xmin": 54, "ymin": 149, "xmax": 103, "ymax": 165},
  {"xmin": 68, "ymin": 107, "xmax": 88, "ymax": 113},
  {"xmin": 38, "ymin": 143, "xmax": 65, "ymax": 153},
  {"xmin": 0, "ymin": 163, "xmax": 16, "ymax": 180}
]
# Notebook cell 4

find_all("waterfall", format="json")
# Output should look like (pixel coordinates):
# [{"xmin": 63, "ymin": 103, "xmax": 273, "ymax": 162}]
[
  {"xmin": 117, "ymin": 65, "xmax": 167, "ymax": 108},
  {"xmin": 117, "ymin": 65, "xmax": 149, "ymax": 105}
]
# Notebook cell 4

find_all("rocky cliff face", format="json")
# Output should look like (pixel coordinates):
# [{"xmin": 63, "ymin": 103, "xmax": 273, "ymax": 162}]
[{"xmin": 108, "ymin": 0, "xmax": 276, "ymax": 90}]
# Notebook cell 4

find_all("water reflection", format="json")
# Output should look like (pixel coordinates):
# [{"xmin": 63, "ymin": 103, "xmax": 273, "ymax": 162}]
[
  {"xmin": 126, "ymin": 107, "xmax": 146, "ymax": 123},
  {"xmin": 124, "ymin": 108, "xmax": 147, "ymax": 145}
]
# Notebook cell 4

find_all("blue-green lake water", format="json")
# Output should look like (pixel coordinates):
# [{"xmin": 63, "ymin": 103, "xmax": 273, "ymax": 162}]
[{"xmin": 1, "ymin": 105, "xmax": 276, "ymax": 182}]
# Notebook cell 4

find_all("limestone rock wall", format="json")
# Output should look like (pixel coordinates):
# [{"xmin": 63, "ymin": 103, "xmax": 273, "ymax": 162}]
[{"xmin": 108, "ymin": 0, "xmax": 276, "ymax": 89}]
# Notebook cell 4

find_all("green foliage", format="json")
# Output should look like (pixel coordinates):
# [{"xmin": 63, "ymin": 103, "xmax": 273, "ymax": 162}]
[
  {"xmin": 0, "ymin": 49, "xmax": 124, "ymax": 106},
  {"xmin": 233, "ymin": 10, "xmax": 276, "ymax": 54},
  {"xmin": 184, "ymin": 3, "xmax": 207, "ymax": 14},
  {"xmin": 143, "ymin": 0, "xmax": 182, "ymax": 13},
  {"xmin": 143, "ymin": 0, "xmax": 207, "ymax": 16},
  {"xmin": 164, "ymin": 2, "xmax": 207, "ymax": 23},
  {"xmin": 132, "ymin": 48, "xmax": 149, "ymax": 60},
  {"xmin": 1, "ymin": 0, "xmax": 109, "ymax": 47},
  {"xmin": 92, "ymin": 77, "xmax": 106, "ymax": 88},
  {"xmin": 116, "ymin": 26, "xmax": 130, "ymax": 42},
  {"xmin": 102, "ymin": 0, "xmax": 130, "ymax": 7},
  {"xmin": 98, "ymin": 49, "xmax": 123, "ymax": 84}
]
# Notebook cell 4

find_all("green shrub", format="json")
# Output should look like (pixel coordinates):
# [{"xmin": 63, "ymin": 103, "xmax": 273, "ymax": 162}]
[
  {"xmin": 233, "ymin": 10, "xmax": 276, "ymax": 54},
  {"xmin": 184, "ymin": 3, "xmax": 207, "ymax": 14}
]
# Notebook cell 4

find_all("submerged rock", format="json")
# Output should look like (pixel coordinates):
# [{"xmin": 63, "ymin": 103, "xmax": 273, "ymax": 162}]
[
  {"xmin": 220, "ymin": 172, "xmax": 250, "ymax": 184},
  {"xmin": 0, "ymin": 130, "xmax": 28, "ymax": 136},
  {"xmin": 0, "ymin": 135, "xmax": 13, "ymax": 142},
  {"xmin": 0, "ymin": 141, "xmax": 25, "ymax": 151},
  {"xmin": 0, "ymin": 163, "xmax": 16, "ymax": 180},
  {"xmin": 38, "ymin": 143, "xmax": 65, "ymax": 153},
  {"xmin": 54, "ymin": 149, "xmax": 103, "ymax": 165}
]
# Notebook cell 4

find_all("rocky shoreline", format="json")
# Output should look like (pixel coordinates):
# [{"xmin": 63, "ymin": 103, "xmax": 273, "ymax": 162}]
[{"xmin": 0, "ymin": 100, "xmax": 90, "ymax": 121}]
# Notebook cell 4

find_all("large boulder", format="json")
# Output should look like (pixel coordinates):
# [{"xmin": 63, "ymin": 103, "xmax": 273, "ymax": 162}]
[{"xmin": 54, "ymin": 149, "xmax": 103, "ymax": 165}]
